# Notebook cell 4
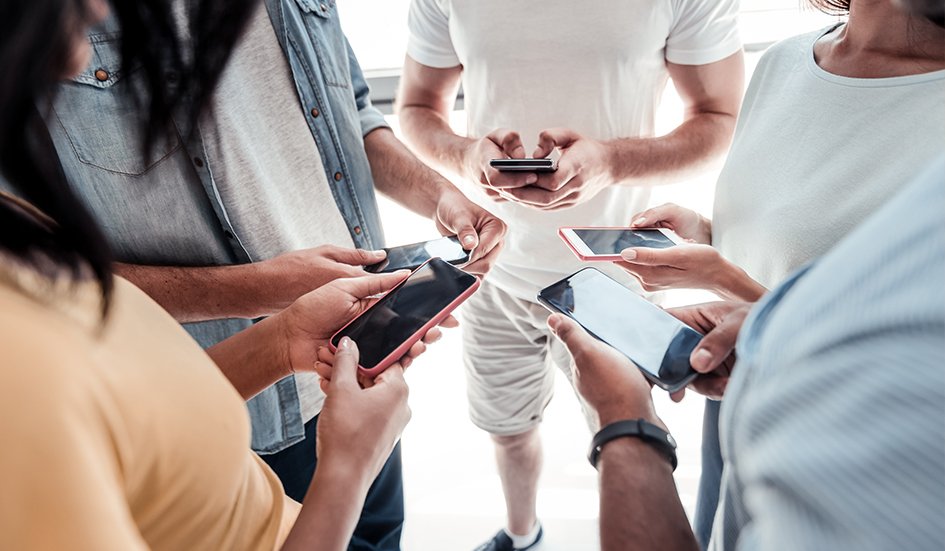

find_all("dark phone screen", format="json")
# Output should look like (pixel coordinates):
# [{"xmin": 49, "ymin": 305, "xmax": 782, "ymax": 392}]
[
  {"xmin": 333, "ymin": 259, "xmax": 478, "ymax": 369},
  {"xmin": 539, "ymin": 268, "xmax": 699, "ymax": 388},
  {"xmin": 573, "ymin": 229, "xmax": 675, "ymax": 255},
  {"xmin": 367, "ymin": 236, "xmax": 469, "ymax": 273}
]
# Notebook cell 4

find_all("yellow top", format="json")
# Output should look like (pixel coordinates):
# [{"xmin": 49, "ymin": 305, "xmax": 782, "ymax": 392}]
[{"xmin": 0, "ymin": 262, "xmax": 300, "ymax": 550}]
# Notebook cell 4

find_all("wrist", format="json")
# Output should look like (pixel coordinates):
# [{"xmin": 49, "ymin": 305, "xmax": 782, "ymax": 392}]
[
  {"xmin": 711, "ymin": 260, "xmax": 764, "ymax": 302},
  {"xmin": 312, "ymin": 455, "xmax": 374, "ymax": 500}
]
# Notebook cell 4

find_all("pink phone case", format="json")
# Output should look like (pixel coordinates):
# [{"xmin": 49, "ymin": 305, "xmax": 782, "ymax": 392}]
[
  {"xmin": 329, "ymin": 260, "xmax": 481, "ymax": 378},
  {"xmin": 558, "ymin": 226, "xmax": 630, "ymax": 262}
]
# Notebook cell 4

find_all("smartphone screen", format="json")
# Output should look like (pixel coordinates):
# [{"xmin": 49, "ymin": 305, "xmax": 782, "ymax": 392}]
[
  {"xmin": 538, "ymin": 268, "xmax": 699, "ymax": 391},
  {"xmin": 367, "ymin": 236, "xmax": 470, "ymax": 274},
  {"xmin": 573, "ymin": 229, "xmax": 675, "ymax": 255},
  {"xmin": 333, "ymin": 259, "xmax": 478, "ymax": 370}
]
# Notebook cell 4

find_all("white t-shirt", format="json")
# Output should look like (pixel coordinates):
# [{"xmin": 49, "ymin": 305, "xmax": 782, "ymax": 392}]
[
  {"xmin": 202, "ymin": 4, "xmax": 354, "ymax": 422},
  {"xmin": 712, "ymin": 26, "xmax": 945, "ymax": 289},
  {"xmin": 407, "ymin": 0, "xmax": 742, "ymax": 300}
]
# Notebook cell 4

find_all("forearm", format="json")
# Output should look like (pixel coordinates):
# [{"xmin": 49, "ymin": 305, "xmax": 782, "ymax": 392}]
[
  {"xmin": 282, "ymin": 462, "xmax": 373, "ymax": 551},
  {"xmin": 712, "ymin": 262, "xmax": 767, "ymax": 302},
  {"xmin": 115, "ymin": 262, "xmax": 273, "ymax": 322},
  {"xmin": 607, "ymin": 111, "xmax": 736, "ymax": 185},
  {"xmin": 205, "ymin": 314, "xmax": 291, "ymax": 400},
  {"xmin": 396, "ymin": 105, "xmax": 474, "ymax": 180},
  {"xmin": 364, "ymin": 127, "xmax": 459, "ymax": 219},
  {"xmin": 598, "ymin": 439, "xmax": 698, "ymax": 551}
]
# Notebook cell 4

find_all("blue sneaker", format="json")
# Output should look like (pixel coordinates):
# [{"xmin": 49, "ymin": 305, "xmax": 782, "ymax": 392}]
[{"xmin": 473, "ymin": 526, "xmax": 544, "ymax": 551}]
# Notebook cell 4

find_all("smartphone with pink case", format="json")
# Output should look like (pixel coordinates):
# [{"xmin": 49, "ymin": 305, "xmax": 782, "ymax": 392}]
[{"xmin": 330, "ymin": 257, "xmax": 480, "ymax": 377}]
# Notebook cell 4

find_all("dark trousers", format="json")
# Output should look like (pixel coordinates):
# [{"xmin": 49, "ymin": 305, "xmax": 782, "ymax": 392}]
[
  {"xmin": 693, "ymin": 399, "xmax": 724, "ymax": 550},
  {"xmin": 261, "ymin": 414, "xmax": 405, "ymax": 550}
]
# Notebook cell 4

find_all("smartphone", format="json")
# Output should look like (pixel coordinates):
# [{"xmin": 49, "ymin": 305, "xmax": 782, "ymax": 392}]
[
  {"xmin": 331, "ymin": 258, "xmax": 481, "ymax": 377},
  {"xmin": 365, "ymin": 236, "xmax": 471, "ymax": 274},
  {"xmin": 489, "ymin": 158, "xmax": 557, "ymax": 173},
  {"xmin": 558, "ymin": 227, "xmax": 683, "ymax": 262},
  {"xmin": 538, "ymin": 267, "xmax": 699, "ymax": 392}
]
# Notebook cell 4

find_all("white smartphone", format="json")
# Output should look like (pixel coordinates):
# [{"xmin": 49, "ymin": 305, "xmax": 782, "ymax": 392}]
[{"xmin": 558, "ymin": 227, "xmax": 684, "ymax": 262}]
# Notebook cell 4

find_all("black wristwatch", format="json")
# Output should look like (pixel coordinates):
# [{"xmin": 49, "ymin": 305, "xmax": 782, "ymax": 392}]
[{"xmin": 588, "ymin": 419, "xmax": 678, "ymax": 471}]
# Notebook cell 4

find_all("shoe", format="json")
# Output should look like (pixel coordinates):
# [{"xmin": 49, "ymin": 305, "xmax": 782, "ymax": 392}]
[{"xmin": 473, "ymin": 526, "xmax": 544, "ymax": 551}]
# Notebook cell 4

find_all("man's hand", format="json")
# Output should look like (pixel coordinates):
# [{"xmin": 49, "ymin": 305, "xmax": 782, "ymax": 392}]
[
  {"xmin": 666, "ymin": 301, "xmax": 752, "ymax": 401},
  {"xmin": 547, "ymin": 313, "xmax": 663, "ymax": 430},
  {"xmin": 630, "ymin": 203, "xmax": 712, "ymax": 245},
  {"xmin": 461, "ymin": 128, "xmax": 539, "ymax": 201},
  {"xmin": 501, "ymin": 128, "xmax": 614, "ymax": 211},
  {"xmin": 255, "ymin": 245, "xmax": 387, "ymax": 315},
  {"xmin": 433, "ymin": 186, "xmax": 507, "ymax": 275}
]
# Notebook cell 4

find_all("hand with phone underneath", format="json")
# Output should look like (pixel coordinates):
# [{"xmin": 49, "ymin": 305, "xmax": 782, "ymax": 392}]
[
  {"xmin": 319, "ymin": 258, "xmax": 480, "ymax": 382},
  {"xmin": 463, "ymin": 128, "xmax": 544, "ymax": 202},
  {"xmin": 558, "ymin": 226, "xmax": 684, "ymax": 262},
  {"xmin": 365, "ymin": 236, "xmax": 471, "ymax": 274},
  {"xmin": 614, "ymin": 204, "xmax": 767, "ymax": 301}
]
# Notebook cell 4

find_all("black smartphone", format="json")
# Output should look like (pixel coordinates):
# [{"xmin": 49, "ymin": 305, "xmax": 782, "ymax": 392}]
[
  {"xmin": 332, "ymin": 258, "xmax": 481, "ymax": 376},
  {"xmin": 537, "ymin": 267, "xmax": 700, "ymax": 392},
  {"xmin": 365, "ymin": 236, "xmax": 471, "ymax": 274},
  {"xmin": 489, "ymin": 158, "xmax": 557, "ymax": 172}
]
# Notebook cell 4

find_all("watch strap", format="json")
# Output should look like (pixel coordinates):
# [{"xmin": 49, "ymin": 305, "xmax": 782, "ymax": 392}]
[{"xmin": 588, "ymin": 419, "xmax": 678, "ymax": 471}]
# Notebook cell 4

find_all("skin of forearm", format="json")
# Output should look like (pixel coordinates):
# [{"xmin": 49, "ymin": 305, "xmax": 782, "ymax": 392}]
[
  {"xmin": 281, "ymin": 462, "xmax": 373, "ymax": 551},
  {"xmin": 205, "ymin": 314, "xmax": 291, "ymax": 400},
  {"xmin": 605, "ymin": 111, "xmax": 736, "ymax": 186},
  {"xmin": 598, "ymin": 439, "xmax": 699, "ymax": 551},
  {"xmin": 712, "ymin": 262, "xmax": 767, "ymax": 302},
  {"xmin": 396, "ymin": 104, "xmax": 474, "ymax": 180},
  {"xmin": 115, "ymin": 262, "xmax": 271, "ymax": 323},
  {"xmin": 363, "ymin": 127, "xmax": 456, "ymax": 219}
]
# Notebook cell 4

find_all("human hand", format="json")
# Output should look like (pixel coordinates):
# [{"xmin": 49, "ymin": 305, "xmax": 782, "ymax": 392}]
[
  {"xmin": 547, "ymin": 314, "xmax": 664, "ymax": 430},
  {"xmin": 314, "ymin": 337, "xmax": 412, "ymax": 489},
  {"xmin": 629, "ymin": 203, "xmax": 712, "ymax": 245},
  {"xmin": 254, "ymin": 245, "xmax": 388, "ymax": 316},
  {"xmin": 313, "ymin": 315, "xmax": 459, "ymax": 388},
  {"xmin": 615, "ymin": 243, "xmax": 735, "ymax": 293},
  {"xmin": 501, "ymin": 128, "xmax": 614, "ymax": 211},
  {"xmin": 433, "ymin": 187, "xmax": 507, "ymax": 275},
  {"xmin": 462, "ymin": 128, "xmax": 540, "ymax": 201},
  {"xmin": 276, "ymin": 271, "xmax": 412, "ymax": 375},
  {"xmin": 665, "ymin": 301, "xmax": 751, "ymax": 402}
]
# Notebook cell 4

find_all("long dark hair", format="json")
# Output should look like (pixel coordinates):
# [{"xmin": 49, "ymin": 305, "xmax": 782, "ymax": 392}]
[{"xmin": 0, "ymin": 0, "xmax": 255, "ymax": 316}]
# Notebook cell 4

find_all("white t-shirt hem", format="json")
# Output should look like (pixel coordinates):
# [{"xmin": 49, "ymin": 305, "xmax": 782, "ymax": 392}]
[
  {"xmin": 407, "ymin": 40, "xmax": 461, "ymax": 69},
  {"xmin": 666, "ymin": 39, "xmax": 742, "ymax": 66}
]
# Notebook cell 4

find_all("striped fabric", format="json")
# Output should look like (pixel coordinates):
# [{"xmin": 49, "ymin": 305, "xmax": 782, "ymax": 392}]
[{"xmin": 710, "ymin": 157, "xmax": 945, "ymax": 551}]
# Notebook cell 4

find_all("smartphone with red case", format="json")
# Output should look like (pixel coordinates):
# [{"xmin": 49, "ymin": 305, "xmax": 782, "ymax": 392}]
[
  {"xmin": 330, "ymin": 257, "xmax": 480, "ymax": 377},
  {"xmin": 558, "ymin": 226, "xmax": 683, "ymax": 261}
]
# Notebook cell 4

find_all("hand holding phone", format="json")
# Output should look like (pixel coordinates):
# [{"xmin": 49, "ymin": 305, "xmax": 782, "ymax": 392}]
[
  {"xmin": 538, "ymin": 268, "xmax": 699, "ymax": 392},
  {"xmin": 559, "ymin": 227, "xmax": 683, "ymax": 262},
  {"xmin": 365, "ymin": 236, "xmax": 471, "ymax": 274},
  {"xmin": 331, "ymin": 258, "xmax": 480, "ymax": 377}
]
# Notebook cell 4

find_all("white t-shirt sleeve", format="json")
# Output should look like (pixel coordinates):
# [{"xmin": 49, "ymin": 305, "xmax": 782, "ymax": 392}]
[
  {"xmin": 406, "ymin": 0, "xmax": 461, "ymax": 68},
  {"xmin": 666, "ymin": 0, "xmax": 742, "ymax": 65}
]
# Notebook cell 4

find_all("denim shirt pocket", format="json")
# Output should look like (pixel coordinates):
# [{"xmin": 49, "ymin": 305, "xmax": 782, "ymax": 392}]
[
  {"xmin": 291, "ymin": 0, "xmax": 351, "ymax": 89},
  {"xmin": 52, "ymin": 32, "xmax": 181, "ymax": 176}
]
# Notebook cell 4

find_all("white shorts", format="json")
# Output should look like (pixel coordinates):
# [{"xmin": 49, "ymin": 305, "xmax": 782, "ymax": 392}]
[{"xmin": 462, "ymin": 279, "xmax": 582, "ymax": 436}]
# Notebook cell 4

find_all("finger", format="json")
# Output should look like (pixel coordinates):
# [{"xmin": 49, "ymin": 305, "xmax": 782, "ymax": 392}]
[
  {"xmin": 532, "ymin": 172, "xmax": 569, "ymax": 192},
  {"xmin": 421, "ymin": 327, "xmax": 443, "ymax": 344},
  {"xmin": 619, "ymin": 247, "xmax": 679, "ymax": 266},
  {"xmin": 503, "ymin": 183, "xmax": 572, "ymax": 207},
  {"xmin": 629, "ymin": 203, "xmax": 684, "ymax": 229},
  {"xmin": 438, "ymin": 315, "xmax": 460, "ymax": 329},
  {"xmin": 338, "ymin": 270, "xmax": 411, "ymax": 300},
  {"xmin": 407, "ymin": 340, "xmax": 427, "ymax": 359},
  {"xmin": 690, "ymin": 314, "xmax": 742, "ymax": 374},
  {"xmin": 316, "ymin": 346, "xmax": 336, "ymax": 365},
  {"xmin": 330, "ymin": 337, "xmax": 360, "ymax": 389},
  {"xmin": 533, "ymin": 127, "xmax": 580, "ymax": 158},
  {"xmin": 486, "ymin": 170, "xmax": 538, "ymax": 189},
  {"xmin": 670, "ymin": 388, "xmax": 686, "ymax": 403},
  {"xmin": 373, "ymin": 363, "xmax": 409, "ymax": 395},
  {"xmin": 487, "ymin": 128, "xmax": 527, "ymax": 159},
  {"xmin": 547, "ymin": 313, "xmax": 595, "ymax": 357},
  {"xmin": 465, "ymin": 216, "xmax": 506, "ymax": 263},
  {"xmin": 314, "ymin": 360, "xmax": 332, "ymax": 381},
  {"xmin": 461, "ymin": 240, "xmax": 504, "ymax": 276},
  {"xmin": 324, "ymin": 246, "xmax": 387, "ymax": 266}
]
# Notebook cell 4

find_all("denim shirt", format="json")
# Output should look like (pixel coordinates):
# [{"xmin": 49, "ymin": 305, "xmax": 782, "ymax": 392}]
[{"xmin": 45, "ymin": 0, "xmax": 387, "ymax": 454}]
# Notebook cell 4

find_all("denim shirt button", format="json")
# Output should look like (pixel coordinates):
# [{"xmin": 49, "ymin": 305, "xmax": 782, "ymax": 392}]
[
  {"xmin": 320, "ymin": 3, "xmax": 327, "ymax": 11},
  {"xmin": 353, "ymin": 226, "xmax": 362, "ymax": 235},
  {"xmin": 310, "ymin": 107, "xmax": 320, "ymax": 118},
  {"xmin": 223, "ymin": 229, "xmax": 235, "ymax": 239},
  {"xmin": 333, "ymin": 171, "xmax": 343, "ymax": 181},
  {"xmin": 193, "ymin": 157, "xmax": 205, "ymax": 168},
  {"xmin": 94, "ymin": 69, "xmax": 109, "ymax": 82}
]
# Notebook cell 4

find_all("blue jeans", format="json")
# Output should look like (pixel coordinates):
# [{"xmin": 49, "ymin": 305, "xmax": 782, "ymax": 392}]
[
  {"xmin": 694, "ymin": 399, "xmax": 723, "ymax": 550},
  {"xmin": 261, "ymin": 414, "xmax": 405, "ymax": 550}
]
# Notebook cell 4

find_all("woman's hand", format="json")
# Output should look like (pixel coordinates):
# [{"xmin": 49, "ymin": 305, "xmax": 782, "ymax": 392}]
[
  {"xmin": 615, "ymin": 245, "xmax": 766, "ymax": 301},
  {"xmin": 630, "ymin": 203, "xmax": 712, "ymax": 245}
]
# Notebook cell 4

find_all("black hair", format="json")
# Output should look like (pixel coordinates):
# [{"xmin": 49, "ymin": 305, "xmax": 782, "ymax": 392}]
[
  {"xmin": 807, "ymin": 0, "xmax": 945, "ymax": 28},
  {"xmin": 0, "ymin": 0, "xmax": 255, "ymax": 316}
]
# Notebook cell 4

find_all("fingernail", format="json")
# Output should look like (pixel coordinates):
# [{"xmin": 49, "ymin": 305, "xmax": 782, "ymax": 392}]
[
  {"xmin": 692, "ymin": 348, "xmax": 713, "ymax": 371},
  {"xmin": 462, "ymin": 235, "xmax": 476, "ymax": 246},
  {"xmin": 339, "ymin": 337, "xmax": 352, "ymax": 350},
  {"xmin": 525, "ymin": 174, "xmax": 538, "ymax": 184},
  {"xmin": 371, "ymin": 249, "xmax": 386, "ymax": 257},
  {"xmin": 632, "ymin": 217, "xmax": 646, "ymax": 227},
  {"xmin": 621, "ymin": 249, "xmax": 637, "ymax": 261}
]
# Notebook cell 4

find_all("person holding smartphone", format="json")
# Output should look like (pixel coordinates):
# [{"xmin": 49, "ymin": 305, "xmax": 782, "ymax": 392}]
[
  {"xmin": 612, "ymin": 1, "xmax": 945, "ymax": 544},
  {"xmin": 35, "ymin": 2, "xmax": 506, "ymax": 549}
]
